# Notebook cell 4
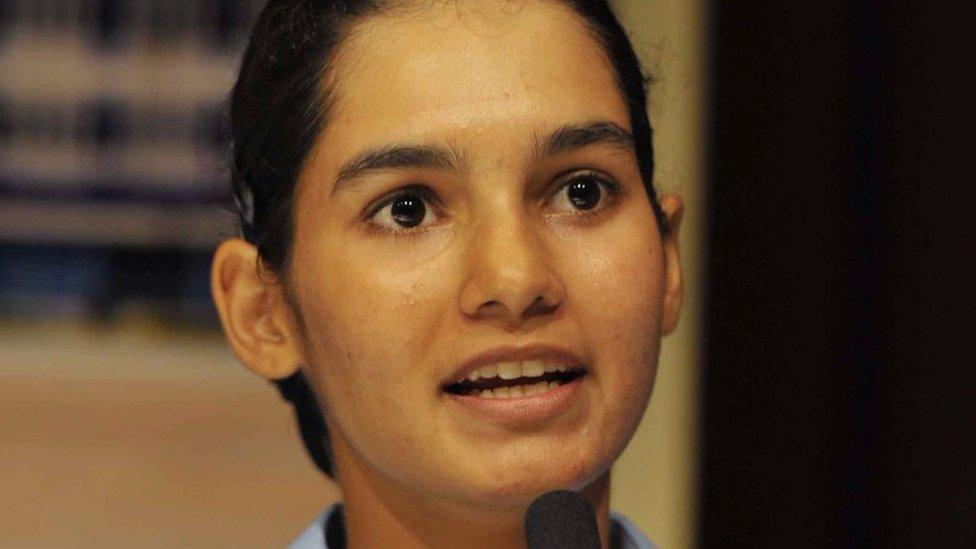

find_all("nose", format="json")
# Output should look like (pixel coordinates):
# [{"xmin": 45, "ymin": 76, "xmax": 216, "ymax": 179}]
[{"xmin": 458, "ymin": 209, "xmax": 565, "ymax": 329}]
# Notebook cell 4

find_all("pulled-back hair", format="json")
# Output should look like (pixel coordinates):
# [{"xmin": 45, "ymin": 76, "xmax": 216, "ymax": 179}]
[{"xmin": 230, "ymin": 0, "xmax": 664, "ymax": 478}]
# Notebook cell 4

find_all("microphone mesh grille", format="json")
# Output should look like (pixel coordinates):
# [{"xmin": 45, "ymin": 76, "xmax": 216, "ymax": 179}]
[{"xmin": 524, "ymin": 490, "xmax": 601, "ymax": 549}]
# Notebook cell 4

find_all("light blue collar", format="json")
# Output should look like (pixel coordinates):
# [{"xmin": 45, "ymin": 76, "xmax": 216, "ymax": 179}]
[{"xmin": 289, "ymin": 503, "xmax": 658, "ymax": 549}]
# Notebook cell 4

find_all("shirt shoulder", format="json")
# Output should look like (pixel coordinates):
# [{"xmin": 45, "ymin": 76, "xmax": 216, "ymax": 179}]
[
  {"xmin": 288, "ymin": 505, "xmax": 334, "ymax": 549},
  {"xmin": 610, "ymin": 511, "xmax": 659, "ymax": 549}
]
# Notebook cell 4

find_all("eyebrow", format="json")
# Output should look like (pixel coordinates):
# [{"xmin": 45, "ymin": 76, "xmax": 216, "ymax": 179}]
[
  {"xmin": 329, "ymin": 120, "xmax": 634, "ymax": 196},
  {"xmin": 537, "ymin": 121, "xmax": 635, "ymax": 158},
  {"xmin": 331, "ymin": 145, "xmax": 468, "ymax": 196}
]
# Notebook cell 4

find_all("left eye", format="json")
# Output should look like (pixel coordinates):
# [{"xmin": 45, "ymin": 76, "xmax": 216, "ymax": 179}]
[
  {"xmin": 368, "ymin": 188, "xmax": 440, "ymax": 232},
  {"xmin": 549, "ymin": 172, "xmax": 618, "ymax": 213}
]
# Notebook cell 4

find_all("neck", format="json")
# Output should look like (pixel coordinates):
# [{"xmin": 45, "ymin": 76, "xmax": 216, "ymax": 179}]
[{"xmin": 334, "ymin": 450, "xmax": 612, "ymax": 549}]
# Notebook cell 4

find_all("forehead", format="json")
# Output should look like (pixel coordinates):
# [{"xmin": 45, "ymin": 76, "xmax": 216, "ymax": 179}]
[{"xmin": 313, "ymin": 1, "xmax": 629, "ymax": 166}]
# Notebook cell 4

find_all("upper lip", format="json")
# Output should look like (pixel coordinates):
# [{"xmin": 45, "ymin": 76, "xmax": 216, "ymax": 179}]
[{"xmin": 443, "ymin": 343, "xmax": 588, "ymax": 388}]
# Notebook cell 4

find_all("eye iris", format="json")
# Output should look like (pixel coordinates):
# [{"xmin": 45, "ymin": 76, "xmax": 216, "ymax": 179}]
[
  {"xmin": 567, "ymin": 177, "xmax": 602, "ymax": 210},
  {"xmin": 390, "ymin": 195, "xmax": 426, "ymax": 227}
]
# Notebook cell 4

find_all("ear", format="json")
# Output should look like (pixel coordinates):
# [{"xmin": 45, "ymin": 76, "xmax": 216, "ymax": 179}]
[
  {"xmin": 210, "ymin": 239, "xmax": 304, "ymax": 380},
  {"xmin": 658, "ymin": 194, "xmax": 684, "ymax": 335}
]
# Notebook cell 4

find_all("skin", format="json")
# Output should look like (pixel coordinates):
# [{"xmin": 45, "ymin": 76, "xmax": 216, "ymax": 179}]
[{"xmin": 211, "ymin": 1, "xmax": 683, "ymax": 547}]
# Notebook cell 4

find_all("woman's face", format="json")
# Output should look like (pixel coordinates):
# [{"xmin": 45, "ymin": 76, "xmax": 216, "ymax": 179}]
[{"xmin": 286, "ymin": 1, "xmax": 681, "ymax": 508}]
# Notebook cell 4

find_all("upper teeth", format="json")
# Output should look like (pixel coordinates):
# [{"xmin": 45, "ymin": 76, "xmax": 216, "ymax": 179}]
[{"xmin": 463, "ymin": 360, "xmax": 568, "ymax": 383}]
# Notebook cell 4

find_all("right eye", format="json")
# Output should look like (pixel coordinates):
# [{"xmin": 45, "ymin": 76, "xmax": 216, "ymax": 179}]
[{"xmin": 366, "ymin": 187, "xmax": 441, "ymax": 234}]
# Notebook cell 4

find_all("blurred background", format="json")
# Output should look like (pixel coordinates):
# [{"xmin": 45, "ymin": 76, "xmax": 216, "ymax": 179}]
[{"xmin": 1, "ymin": 0, "xmax": 972, "ymax": 548}]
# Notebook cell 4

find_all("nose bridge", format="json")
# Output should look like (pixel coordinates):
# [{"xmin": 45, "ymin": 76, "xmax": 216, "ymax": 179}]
[
  {"xmin": 459, "ymin": 194, "xmax": 563, "ymax": 324},
  {"xmin": 476, "ymin": 199, "xmax": 540, "ymax": 277}
]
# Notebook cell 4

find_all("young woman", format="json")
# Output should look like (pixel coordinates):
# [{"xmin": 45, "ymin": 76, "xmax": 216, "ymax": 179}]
[{"xmin": 211, "ymin": 1, "xmax": 683, "ymax": 547}]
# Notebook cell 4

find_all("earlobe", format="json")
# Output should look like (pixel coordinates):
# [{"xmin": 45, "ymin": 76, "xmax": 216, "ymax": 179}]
[
  {"xmin": 211, "ymin": 239, "xmax": 303, "ymax": 380},
  {"xmin": 658, "ymin": 194, "xmax": 684, "ymax": 335}
]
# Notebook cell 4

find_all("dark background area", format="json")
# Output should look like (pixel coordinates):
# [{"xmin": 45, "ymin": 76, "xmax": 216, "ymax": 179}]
[{"xmin": 703, "ymin": 1, "xmax": 974, "ymax": 547}]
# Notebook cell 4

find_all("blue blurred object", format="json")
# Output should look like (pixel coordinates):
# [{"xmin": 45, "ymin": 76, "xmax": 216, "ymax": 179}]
[{"xmin": 0, "ymin": 244, "xmax": 108, "ymax": 302}]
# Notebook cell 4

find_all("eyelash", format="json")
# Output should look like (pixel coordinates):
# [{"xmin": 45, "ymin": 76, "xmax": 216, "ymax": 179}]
[{"xmin": 363, "ymin": 171, "xmax": 622, "ymax": 237}]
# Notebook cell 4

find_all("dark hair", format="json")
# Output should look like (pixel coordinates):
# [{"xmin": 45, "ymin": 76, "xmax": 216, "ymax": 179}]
[{"xmin": 230, "ymin": 0, "xmax": 665, "ymax": 478}]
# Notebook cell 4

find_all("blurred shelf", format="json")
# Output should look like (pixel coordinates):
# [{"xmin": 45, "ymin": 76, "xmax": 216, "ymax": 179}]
[{"xmin": 0, "ymin": 198, "xmax": 236, "ymax": 249}]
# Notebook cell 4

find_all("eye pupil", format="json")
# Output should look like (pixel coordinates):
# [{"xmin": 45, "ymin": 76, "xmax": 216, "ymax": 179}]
[
  {"xmin": 390, "ymin": 195, "xmax": 426, "ymax": 227},
  {"xmin": 567, "ymin": 177, "xmax": 602, "ymax": 210}
]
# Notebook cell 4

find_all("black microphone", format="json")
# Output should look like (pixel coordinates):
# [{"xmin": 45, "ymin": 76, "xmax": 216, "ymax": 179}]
[{"xmin": 524, "ymin": 490, "xmax": 601, "ymax": 549}]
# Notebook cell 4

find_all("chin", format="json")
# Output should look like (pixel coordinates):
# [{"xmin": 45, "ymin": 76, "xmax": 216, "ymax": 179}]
[{"xmin": 468, "ymin": 452, "xmax": 611, "ymax": 507}]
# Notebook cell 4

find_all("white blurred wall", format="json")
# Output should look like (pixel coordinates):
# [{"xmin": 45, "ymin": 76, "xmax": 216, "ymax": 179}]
[{"xmin": 612, "ymin": 1, "xmax": 706, "ymax": 547}]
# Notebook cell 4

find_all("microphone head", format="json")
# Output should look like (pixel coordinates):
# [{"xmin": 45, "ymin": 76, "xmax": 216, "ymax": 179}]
[{"xmin": 524, "ymin": 490, "xmax": 601, "ymax": 549}]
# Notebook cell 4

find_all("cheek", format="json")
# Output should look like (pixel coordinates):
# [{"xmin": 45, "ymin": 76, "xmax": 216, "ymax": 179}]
[
  {"xmin": 292, "ymin": 238, "xmax": 452, "ymax": 407},
  {"xmin": 291, "ymin": 236, "xmax": 466, "ymax": 482},
  {"xmin": 560, "ymin": 213, "xmax": 664, "ymax": 340},
  {"xmin": 557, "ymin": 214, "xmax": 664, "ymax": 399}
]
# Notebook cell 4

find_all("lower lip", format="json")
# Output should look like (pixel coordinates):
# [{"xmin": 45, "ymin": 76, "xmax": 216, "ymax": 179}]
[{"xmin": 445, "ymin": 375, "xmax": 585, "ymax": 425}]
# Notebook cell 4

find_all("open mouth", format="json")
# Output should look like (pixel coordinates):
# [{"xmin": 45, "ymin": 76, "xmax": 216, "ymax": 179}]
[{"xmin": 443, "ymin": 364, "xmax": 586, "ymax": 398}]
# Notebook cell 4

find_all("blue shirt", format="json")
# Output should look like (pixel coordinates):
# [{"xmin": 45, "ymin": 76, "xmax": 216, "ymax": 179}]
[{"xmin": 289, "ymin": 503, "xmax": 658, "ymax": 549}]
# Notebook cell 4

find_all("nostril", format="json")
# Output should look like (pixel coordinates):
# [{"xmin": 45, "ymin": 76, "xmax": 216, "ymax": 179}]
[{"xmin": 525, "ymin": 295, "xmax": 559, "ymax": 316}]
